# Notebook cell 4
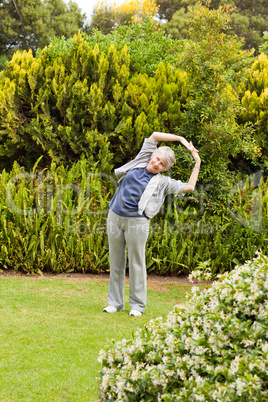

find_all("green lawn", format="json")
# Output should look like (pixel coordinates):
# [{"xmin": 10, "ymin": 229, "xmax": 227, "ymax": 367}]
[{"xmin": 0, "ymin": 273, "xmax": 198, "ymax": 401}]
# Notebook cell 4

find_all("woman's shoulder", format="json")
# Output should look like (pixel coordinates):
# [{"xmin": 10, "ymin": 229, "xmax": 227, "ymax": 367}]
[{"xmin": 158, "ymin": 175, "xmax": 186, "ymax": 194}]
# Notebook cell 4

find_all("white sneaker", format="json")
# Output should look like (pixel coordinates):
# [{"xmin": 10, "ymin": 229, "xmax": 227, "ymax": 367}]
[
  {"xmin": 103, "ymin": 305, "xmax": 117, "ymax": 313},
  {"xmin": 129, "ymin": 309, "xmax": 142, "ymax": 316}
]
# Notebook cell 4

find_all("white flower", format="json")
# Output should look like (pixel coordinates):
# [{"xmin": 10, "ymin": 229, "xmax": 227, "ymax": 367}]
[
  {"xmin": 220, "ymin": 288, "xmax": 229, "ymax": 299},
  {"xmin": 242, "ymin": 338, "xmax": 255, "ymax": 347},
  {"xmin": 135, "ymin": 338, "xmax": 144, "ymax": 351},
  {"xmin": 116, "ymin": 379, "xmax": 125, "ymax": 394},
  {"xmin": 195, "ymin": 395, "xmax": 205, "ymax": 401},
  {"xmin": 261, "ymin": 342, "xmax": 268, "ymax": 353},
  {"xmin": 235, "ymin": 378, "xmax": 245, "ymax": 396},
  {"xmin": 108, "ymin": 354, "xmax": 114, "ymax": 366},
  {"xmin": 101, "ymin": 374, "xmax": 109, "ymax": 390},
  {"xmin": 165, "ymin": 334, "xmax": 174, "ymax": 347},
  {"xmin": 209, "ymin": 298, "xmax": 220, "ymax": 309},
  {"xmin": 229, "ymin": 356, "xmax": 240, "ymax": 375},
  {"xmin": 123, "ymin": 354, "xmax": 132, "ymax": 366},
  {"xmin": 98, "ymin": 252, "xmax": 268, "ymax": 401},
  {"xmin": 235, "ymin": 292, "xmax": 247, "ymax": 303},
  {"xmin": 252, "ymin": 322, "xmax": 264, "ymax": 333},
  {"xmin": 177, "ymin": 369, "xmax": 187, "ymax": 380},
  {"xmin": 98, "ymin": 349, "xmax": 106, "ymax": 363},
  {"xmin": 131, "ymin": 368, "xmax": 140, "ymax": 381}
]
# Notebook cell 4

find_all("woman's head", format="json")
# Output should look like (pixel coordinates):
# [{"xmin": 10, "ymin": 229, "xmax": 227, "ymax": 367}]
[
  {"xmin": 147, "ymin": 146, "xmax": 175, "ymax": 173},
  {"xmin": 152, "ymin": 146, "xmax": 175, "ymax": 171}
]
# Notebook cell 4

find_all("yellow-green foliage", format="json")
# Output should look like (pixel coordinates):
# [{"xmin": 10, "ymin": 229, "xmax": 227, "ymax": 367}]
[
  {"xmin": 0, "ymin": 158, "xmax": 267, "ymax": 274},
  {"xmin": 0, "ymin": 159, "xmax": 111, "ymax": 274},
  {"xmin": 240, "ymin": 53, "xmax": 268, "ymax": 167},
  {"xmin": 111, "ymin": 0, "xmax": 159, "ymax": 24},
  {"xmin": 173, "ymin": 2, "xmax": 260, "ymax": 203},
  {"xmin": 91, "ymin": 0, "xmax": 159, "ymax": 34},
  {"xmin": 0, "ymin": 32, "xmax": 187, "ymax": 171}
]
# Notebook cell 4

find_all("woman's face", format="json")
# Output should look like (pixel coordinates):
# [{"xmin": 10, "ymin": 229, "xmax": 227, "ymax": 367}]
[{"xmin": 147, "ymin": 154, "xmax": 166, "ymax": 174}]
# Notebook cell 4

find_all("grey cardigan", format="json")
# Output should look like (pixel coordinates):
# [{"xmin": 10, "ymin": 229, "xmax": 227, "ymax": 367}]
[{"xmin": 114, "ymin": 139, "xmax": 186, "ymax": 219}]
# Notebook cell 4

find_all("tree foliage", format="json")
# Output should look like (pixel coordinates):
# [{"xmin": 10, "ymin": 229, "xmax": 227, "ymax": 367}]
[
  {"xmin": 89, "ymin": 0, "xmax": 159, "ymax": 35},
  {"xmin": 0, "ymin": 4, "xmax": 263, "ymax": 200},
  {"xmin": 239, "ymin": 52, "xmax": 268, "ymax": 170},
  {"xmin": 0, "ymin": 0, "xmax": 88, "ymax": 58},
  {"xmin": 0, "ymin": 31, "xmax": 187, "ymax": 171},
  {"xmin": 0, "ymin": 5, "xmax": 268, "ymax": 275},
  {"xmin": 84, "ymin": 19, "xmax": 184, "ymax": 77},
  {"xmin": 259, "ymin": 31, "xmax": 268, "ymax": 55},
  {"xmin": 172, "ymin": 2, "xmax": 260, "ymax": 205},
  {"xmin": 160, "ymin": 0, "xmax": 268, "ymax": 53},
  {"xmin": 1, "ymin": 158, "xmax": 267, "ymax": 274}
]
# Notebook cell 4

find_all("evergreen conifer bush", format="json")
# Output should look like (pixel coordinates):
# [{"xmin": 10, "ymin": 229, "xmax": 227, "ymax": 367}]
[
  {"xmin": 0, "ymin": 30, "xmax": 186, "ymax": 171},
  {"xmin": 239, "ymin": 52, "xmax": 268, "ymax": 170},
  {"xmin": 99, "ymin": 252, "xmax": 268, "ymax": 401}
]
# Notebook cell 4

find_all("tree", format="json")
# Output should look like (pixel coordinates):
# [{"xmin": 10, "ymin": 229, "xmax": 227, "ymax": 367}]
[
  {"xmin": 259, "ymin": 31, "xmax": 268, "ymax": 55},
  {"xmin": 172, "ymin": 1, "xmax": 260, "ymax": 205},
  {"xmin": 159, "ymin": 0, "xmax": 268, "ymax": 53},
  {"xmin": 157, "ymin": 0, "xmax": 191, "ymax": 21},
  {"xmin": 89, "ymin": 2, "xmax": 119, "ymax": 35},
  {"xmin": 84, "ymin": 19, "xmax": 184, "ymax": 77},
  {"xmin": 162, "ymin": 2, "xmax": 198, "ymax": 40},
  {"xmin": 89, "ymin": 0, "xmax": 159, "ymax": 35},
  {"xmin": 0, "ymin": 0, "xmax": 88, "ymax": 57},
  {"xmin": 0, "ymin": 31, "xmax": 187, "ymax": 171},
  {"xmin": 239, "ymin": 52, "xmax": 268, "ymax": 170}
]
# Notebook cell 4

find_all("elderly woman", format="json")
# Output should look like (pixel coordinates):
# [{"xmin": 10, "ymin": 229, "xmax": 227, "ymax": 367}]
[{"xmin": 103, "ymin": 132, "xmax": 201, "ymax": 316}]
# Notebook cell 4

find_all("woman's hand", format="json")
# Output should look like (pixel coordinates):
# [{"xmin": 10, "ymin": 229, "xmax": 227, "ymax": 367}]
[
  {"xmin": 179, "ymin": 137, "xmax": 198, "ymax": 152},
  {"xmin": 188, "ymin": 141, "xmax": 201, "ymax": 164},
  {"xmin": 187, "ymin": 141, "xmax": 198, "ymax": 153}
]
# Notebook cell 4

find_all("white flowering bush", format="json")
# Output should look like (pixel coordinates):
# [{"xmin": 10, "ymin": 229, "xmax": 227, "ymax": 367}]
[{"xmin": 98, "ymin": 252, "xmax": 268, "ymax": 401}]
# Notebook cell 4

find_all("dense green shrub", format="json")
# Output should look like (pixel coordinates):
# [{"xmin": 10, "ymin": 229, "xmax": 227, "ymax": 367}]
[
  {"xmin": 99, "ymin": 251, "xmax": 268, "ymax": 401},
  {"xmin": 160, "ymin": 0, "xmax": 268, "ymax": 55},
  {"xmin": 0, "ymin": 161, "xmax": 267, "ymax": 274},
  {"xmin": 0, "ymin": 37, "xmax": 123, "ymax": 171},
  {"xmin": 174, "ymin": 3, "xmax": 260, "ymax": 204},
  {"xmin": 0, "ymin": 4, "xmax": 263, "ymax": 205},
  {"xmin": 259, "ymin": 32, "xmax": 268, "ymax": 55},
  {"xmin": 0, "ymin": 4, "xmax": 267, "ymax": 276},
  {"xmin": 239, "ymin": 52, "xmax": 268, "ymax": 170},
  {"xmin": 0, "ymin": 5, "xmax": 262, "ymax": 186},
  {"xmin": 0, "ymin": 160, "xmax": 111, "ymax": 273},
  {"xmin": 0, "ymin": 30, "xmax": 187, "ymax": 171},
  {"xmin": 83, "ymin": 19, "xmax": 184, "ymax": 77},
  {"xmin": 37, "ymin": 20, "xmax": 184, "ymax": 77}
]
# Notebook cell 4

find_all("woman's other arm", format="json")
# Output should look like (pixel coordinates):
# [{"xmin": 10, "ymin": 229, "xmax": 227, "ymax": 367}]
[
  {"xmin": 149, "ymin": 132, "xmax": 195, "ymax": 151},
  {"xmin": 183, "ymin": 147, "xmax": 201, "ymax": 193}
]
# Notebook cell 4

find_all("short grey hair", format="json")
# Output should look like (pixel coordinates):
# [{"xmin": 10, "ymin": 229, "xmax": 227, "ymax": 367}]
[{"xmin": 151, "ymin": 146, "xmax": 175, "ymax": 171}]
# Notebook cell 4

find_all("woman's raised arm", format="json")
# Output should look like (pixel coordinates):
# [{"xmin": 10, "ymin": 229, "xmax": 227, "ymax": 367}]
[
  {"xmin": 149, "ymin": 132, "xmax": 196, "ymax": 151},
  {"xmin": 182, "ymin": 148, "xmax": 201, "ymax": 193}
]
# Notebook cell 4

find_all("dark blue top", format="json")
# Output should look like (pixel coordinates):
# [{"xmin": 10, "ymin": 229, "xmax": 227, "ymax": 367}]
[{"xmin": 109, "ymin": 167, "xmax": 155, "ymax": 217}]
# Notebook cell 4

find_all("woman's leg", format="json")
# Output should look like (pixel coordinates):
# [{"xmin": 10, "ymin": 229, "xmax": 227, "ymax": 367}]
[
  {"xmin": 124, "ymin": 217, "xmax": 150, "ymax": 313},
  {"xmin": 106, "ymin": 210, "xmax": 126, "ymax": 310}
]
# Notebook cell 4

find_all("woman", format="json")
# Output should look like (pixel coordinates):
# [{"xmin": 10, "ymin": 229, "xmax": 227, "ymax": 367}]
[{"xmin": 103, "ymin": 132, "xmax": 201, "ymax": 316}]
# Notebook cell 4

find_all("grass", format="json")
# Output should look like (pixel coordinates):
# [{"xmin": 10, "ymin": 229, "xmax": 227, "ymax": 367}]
[{"xmin": 0, "ymin": 273, "xmax": 206, "ymax": 401}]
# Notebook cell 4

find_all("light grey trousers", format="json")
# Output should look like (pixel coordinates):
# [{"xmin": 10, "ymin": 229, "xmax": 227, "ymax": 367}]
[{"xmin": 107, "ymin": 209, "xmax": 150, "ymax": 312}]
